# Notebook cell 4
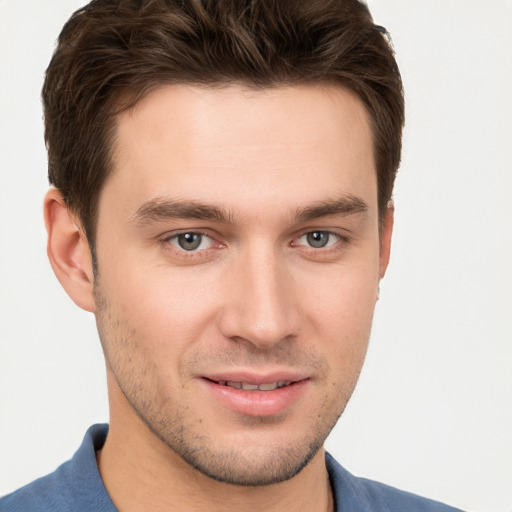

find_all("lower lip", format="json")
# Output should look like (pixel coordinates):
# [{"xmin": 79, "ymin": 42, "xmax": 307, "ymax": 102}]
[{"xmin": 201, "ymin": 378, "xmax": 309, "ymax": 417}]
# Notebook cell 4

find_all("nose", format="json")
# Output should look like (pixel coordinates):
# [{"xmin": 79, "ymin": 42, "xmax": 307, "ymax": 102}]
[{"xmin": 219, "ymin": 244, "xmax": 300, "ymax": 349}]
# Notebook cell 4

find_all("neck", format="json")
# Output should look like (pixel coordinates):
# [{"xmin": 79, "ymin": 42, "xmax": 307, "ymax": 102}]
[{"xmin": 98, "ymin": 387, "xmax": 333, "ymax": 512}]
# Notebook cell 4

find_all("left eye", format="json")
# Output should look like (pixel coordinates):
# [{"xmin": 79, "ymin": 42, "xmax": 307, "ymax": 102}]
[
  {"xmin": 169, "ymin": 232, "xmax": 214, "ymax": 251},
  {"xmin": 296, "ymin": 231, "xmax": 340, "ymax": 249}
]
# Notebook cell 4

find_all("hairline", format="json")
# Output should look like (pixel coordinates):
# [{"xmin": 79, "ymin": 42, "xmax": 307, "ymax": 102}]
[{"xmin": 82, "ymin": 78, "xmax": 387, "ymax": 255}]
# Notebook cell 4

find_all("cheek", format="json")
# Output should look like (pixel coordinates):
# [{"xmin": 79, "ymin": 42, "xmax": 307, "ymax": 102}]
[
  {"xmin": 98, "ymin": 257, "xmax": 224, "ymax": 354},
  {"xmin": 301, "ymin": 262, "xmax": 378, "ymax": 366},
  {"xmin": 303, "ymin": 262, "xmax": 378, "ymax": 323}
]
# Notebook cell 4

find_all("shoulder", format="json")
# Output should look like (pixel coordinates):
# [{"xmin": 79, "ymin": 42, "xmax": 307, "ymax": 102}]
[
  {"xmin": 0, "ymin": 459, "xmax": 76, "ymax": 512},
  {"xmin": 0, "ymin": 424, "xmax": 115, "ymax": 512},
  {"xmin": 326, "ymin": 453, "xmax": 464, "ymax": 512}
]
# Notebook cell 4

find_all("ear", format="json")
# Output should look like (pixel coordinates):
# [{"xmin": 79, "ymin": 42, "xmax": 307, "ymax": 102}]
[
  {"xmin": 379, "ymin": 202, "xmax": 394, "ymax": 279},
  {"xmin": 44, "ymin": 189, "xmax": 96, "ymax": 312}
]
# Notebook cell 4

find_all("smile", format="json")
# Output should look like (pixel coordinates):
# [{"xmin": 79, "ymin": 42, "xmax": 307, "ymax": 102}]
[
  {"xmin": 213, "ymin": 380, "xmax": 293, "ymax": 391},
  {"xmin": 202, "ymin": 376, "xmax": 309, "ymax": 417}
]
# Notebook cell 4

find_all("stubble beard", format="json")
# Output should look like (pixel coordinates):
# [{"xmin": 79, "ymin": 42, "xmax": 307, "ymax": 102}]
[{"xmin": 94, "ymin": 284, "xmax": 365, "ymax": 487}]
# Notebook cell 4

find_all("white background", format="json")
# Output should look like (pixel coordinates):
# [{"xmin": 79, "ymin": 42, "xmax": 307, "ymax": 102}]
[{"xmin": 0, "ymin": 1, "xmax": 511, "ymax": 511}]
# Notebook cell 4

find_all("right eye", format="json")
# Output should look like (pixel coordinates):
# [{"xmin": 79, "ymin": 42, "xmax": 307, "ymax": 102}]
[{"xmin": 166, "ymin": 232, "xmax": 215, "ymax": 252}]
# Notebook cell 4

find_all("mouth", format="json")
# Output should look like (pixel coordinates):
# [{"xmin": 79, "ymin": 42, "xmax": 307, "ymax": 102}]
[
  {"xmin": 205, "ymin": 378, "xmax": 295, "ymax": 391},
  {"xmin": 201, "ymin": 374, "xmax": 310, "ymax": 417}
]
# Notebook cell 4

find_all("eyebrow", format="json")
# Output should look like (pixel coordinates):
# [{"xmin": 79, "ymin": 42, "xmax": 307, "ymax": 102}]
[
  {"xmin": 295, "ymin": 195, "xmax": 368, "ymax": 222},
  {"xmin": 130, "ymin": 194, "xmax": 368, "ymax": 226},
  {"xmin": 130, "ymin": 198, "xmax": 234, "ymax": 225}
]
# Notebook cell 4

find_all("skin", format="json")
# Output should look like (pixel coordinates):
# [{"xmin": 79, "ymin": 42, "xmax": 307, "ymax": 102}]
[{"xmin": 45, "ymin": 84, "xmax": 393, "ymax": 512}]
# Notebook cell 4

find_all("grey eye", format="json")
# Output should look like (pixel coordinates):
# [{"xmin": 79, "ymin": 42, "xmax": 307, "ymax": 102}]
[
  {"xmin": 306, "ymin": 231, "xmax": 330, "ymax": 248},
  {"xmin": 177, "ymin": 233, "xmax": 203, "ymax": 251}
]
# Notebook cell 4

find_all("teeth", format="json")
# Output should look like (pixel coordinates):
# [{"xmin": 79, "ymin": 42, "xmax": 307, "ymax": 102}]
[
  {"xmin": 220, "ymin": 380, "xmax": 292, "ymax": 391},
  {"xmin": 258, "ymin": 382, "xmax": 278, "ymax": 391}
]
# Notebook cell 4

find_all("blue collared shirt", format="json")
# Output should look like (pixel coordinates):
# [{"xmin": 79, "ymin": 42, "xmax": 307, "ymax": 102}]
[{"xmin": 0, "ymin": 424, "xmax": 463, "ymax": 511}]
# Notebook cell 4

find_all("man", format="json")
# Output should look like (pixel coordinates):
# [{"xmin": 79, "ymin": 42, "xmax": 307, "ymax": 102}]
[{"xmin": 0, "ymin": 0, "xmax": 462, "ymax": 510}]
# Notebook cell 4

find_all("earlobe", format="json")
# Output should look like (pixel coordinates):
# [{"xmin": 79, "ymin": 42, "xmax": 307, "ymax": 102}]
[
  {"xmin": 379, "ymin": 202, "xmax": 394, "ymax": 279},
  {"xmin": 44, "ymin": 189, "xmax": 96, "ymax": 312}
]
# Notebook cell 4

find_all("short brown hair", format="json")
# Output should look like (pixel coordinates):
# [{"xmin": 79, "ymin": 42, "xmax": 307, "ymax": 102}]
[{"xmin": 43, "ymin": 0, "xmax": 404, "ymax": 247}]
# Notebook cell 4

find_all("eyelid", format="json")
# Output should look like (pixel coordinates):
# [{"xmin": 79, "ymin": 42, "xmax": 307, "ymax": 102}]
[
  {"xmin": 291, "ymin": 229, "xmax": 349, "ymax": 248},
  {"xmin": 157, "ymin": 227, "xmax": 349, "ymax": 262},
  {"xmin": 167, "ymin": 231, "xmax": 214, "ymax": 251},
  {"xmin": 159, "ymin": 229, "xmax": 224, "ymax": 257},
  {"xmin": 161, "ymin": 228, "xmax": 214, "ymax": 242},
  {"xmin": 296, "ymin": 231, "xmax": 339, "ymax": 248}
]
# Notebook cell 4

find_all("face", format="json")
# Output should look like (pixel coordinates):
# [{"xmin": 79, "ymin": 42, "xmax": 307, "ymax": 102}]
[{"xmin": 92, "ymin": 84, "xmax": 390, "ymax": 486}]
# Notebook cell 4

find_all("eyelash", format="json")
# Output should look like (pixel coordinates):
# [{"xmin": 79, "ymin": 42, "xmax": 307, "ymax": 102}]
[
  {"xmin": 160, "ymin": 230, "xmax": 221, "ymax": 258},
  {"xmin": 159, "ymin": 229, "xmax": 349, "ymax": 260},
  {"xmin": 293, "ymin": 231, "xmax": 343, "ymax": 249}
]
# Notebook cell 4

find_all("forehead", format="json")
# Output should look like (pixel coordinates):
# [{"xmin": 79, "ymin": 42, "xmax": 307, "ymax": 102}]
[{"xmin": 106, "ymin": 84, "xmax": 377, "ymax": 219}]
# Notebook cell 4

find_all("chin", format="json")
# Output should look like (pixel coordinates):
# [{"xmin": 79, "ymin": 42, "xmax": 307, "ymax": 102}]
[{"xmin": 174, "ymin": 438, "xmax": 325, "ymax": 486}]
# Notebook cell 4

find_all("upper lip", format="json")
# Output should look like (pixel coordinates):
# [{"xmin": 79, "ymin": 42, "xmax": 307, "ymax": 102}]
[{"xmin": 202, "ymin": 371, "xmax": 310, "ymax": 385}]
